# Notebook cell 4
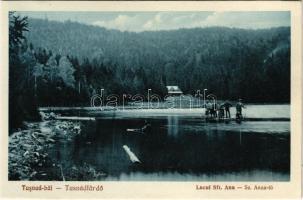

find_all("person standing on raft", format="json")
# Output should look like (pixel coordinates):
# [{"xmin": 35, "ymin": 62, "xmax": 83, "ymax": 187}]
[
  {"xmin": 236, "ymin": 99, "xmax": 245, "ymax": 119},
  {"xmin": 205, "ymin": 101, "xmax": 212, "ymax": 117},
  {"xmin": 218, "ymin": 103, "xmax": 225, "ymax": 119},
  {"xmin": 223, "ymin": 100, "xmax": 232, "ymax": 118}
]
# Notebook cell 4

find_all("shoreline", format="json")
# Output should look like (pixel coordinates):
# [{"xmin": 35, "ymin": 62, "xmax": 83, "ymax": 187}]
[{"xmin": 8, "ymin": 119, "xmax": 104, "ymax": 181}]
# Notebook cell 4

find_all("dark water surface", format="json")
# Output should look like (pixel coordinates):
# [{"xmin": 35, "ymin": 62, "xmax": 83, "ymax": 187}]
[{"xmin": 50, "ymin": 112, "xmax": 290, "ymax": 181}]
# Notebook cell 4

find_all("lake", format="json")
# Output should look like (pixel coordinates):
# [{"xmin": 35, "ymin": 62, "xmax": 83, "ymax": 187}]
[{"xmin": 47, "ymin": 104, "xmax": 290, "ymax": 181}]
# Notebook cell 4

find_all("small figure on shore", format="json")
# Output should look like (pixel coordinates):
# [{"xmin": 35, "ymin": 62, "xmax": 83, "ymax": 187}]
[
  {"xmin": 223, "ymin": 100, "xmax": 232, "ymax": 118},
  {"xmin": 236, "ymin": 99, "xmax": 245, "ymax": 120}
]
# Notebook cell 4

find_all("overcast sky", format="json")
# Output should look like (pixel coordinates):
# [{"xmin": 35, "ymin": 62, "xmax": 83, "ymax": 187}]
[{"xmin": 18, "ymin": 11, "xmax": 290, "ymax": 32}]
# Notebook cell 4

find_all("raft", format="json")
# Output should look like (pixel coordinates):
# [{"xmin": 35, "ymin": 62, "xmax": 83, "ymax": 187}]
[{"xmin": 204, "ymin": 117, "xmax": 242, "ymax": 123}]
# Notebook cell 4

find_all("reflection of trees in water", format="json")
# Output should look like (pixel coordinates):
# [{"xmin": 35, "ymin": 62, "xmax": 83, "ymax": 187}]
[
  {"xmin": 167, "ymin": 115, "xmax": 179, "ymax": 137},
  {"xmin": 50, "ymin": 117, "xmax": 290, "ymax": 180}
]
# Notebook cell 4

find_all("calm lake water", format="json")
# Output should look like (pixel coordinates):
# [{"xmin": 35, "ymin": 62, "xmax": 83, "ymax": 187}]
[{"xmin": 48, "ymin": 105, "xmax": 290, "ymax": 181}]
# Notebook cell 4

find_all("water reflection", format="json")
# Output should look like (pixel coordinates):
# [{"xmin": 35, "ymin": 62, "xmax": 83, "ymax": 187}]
[
  {"xmin": 51, "ymin": 116, "xmax": 290, "ymax": 181},
  {"xmin": 167, "ymin": 115, "xmax": 179, "ymax": 137}
]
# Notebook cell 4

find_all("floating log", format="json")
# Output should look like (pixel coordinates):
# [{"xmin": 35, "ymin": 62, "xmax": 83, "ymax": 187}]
[
  {"xmin": 55, "ymin": 116, "xmax": 95, "ymax": 121},
  {"xmin": 122, "ymin": 145, "xmax": 141, "ymax": 163}
]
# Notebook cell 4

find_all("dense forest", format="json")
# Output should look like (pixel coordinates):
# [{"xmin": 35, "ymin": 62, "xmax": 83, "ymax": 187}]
[{"xmin": 9, "ymin": 14, "xmax": 290, "ymax": 129}]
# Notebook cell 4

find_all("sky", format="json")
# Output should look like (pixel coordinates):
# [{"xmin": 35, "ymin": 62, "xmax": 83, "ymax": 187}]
[{"xmin": 18, "ymin": 11, "xmax": 290, "ymax": 32}]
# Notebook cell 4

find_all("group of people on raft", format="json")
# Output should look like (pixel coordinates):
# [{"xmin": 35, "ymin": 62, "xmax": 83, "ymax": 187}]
[
  {"xmin": 132, "ymin": 99, "xmax": 246, "ymax": 134},
  {"xmin": 205, "ymin": 99, "xmax": 245, "ymax": 120}
]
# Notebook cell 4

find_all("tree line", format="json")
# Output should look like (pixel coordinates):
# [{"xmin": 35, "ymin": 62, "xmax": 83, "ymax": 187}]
[{"xmin": 9, "ymin": 13, "xmax": 290, "ymax": 130}]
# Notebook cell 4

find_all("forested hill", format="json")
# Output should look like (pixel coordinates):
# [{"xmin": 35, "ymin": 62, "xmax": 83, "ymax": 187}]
[{"xmin": 24, "ymin": 18, "xmax": 290, "ymax": 103}]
